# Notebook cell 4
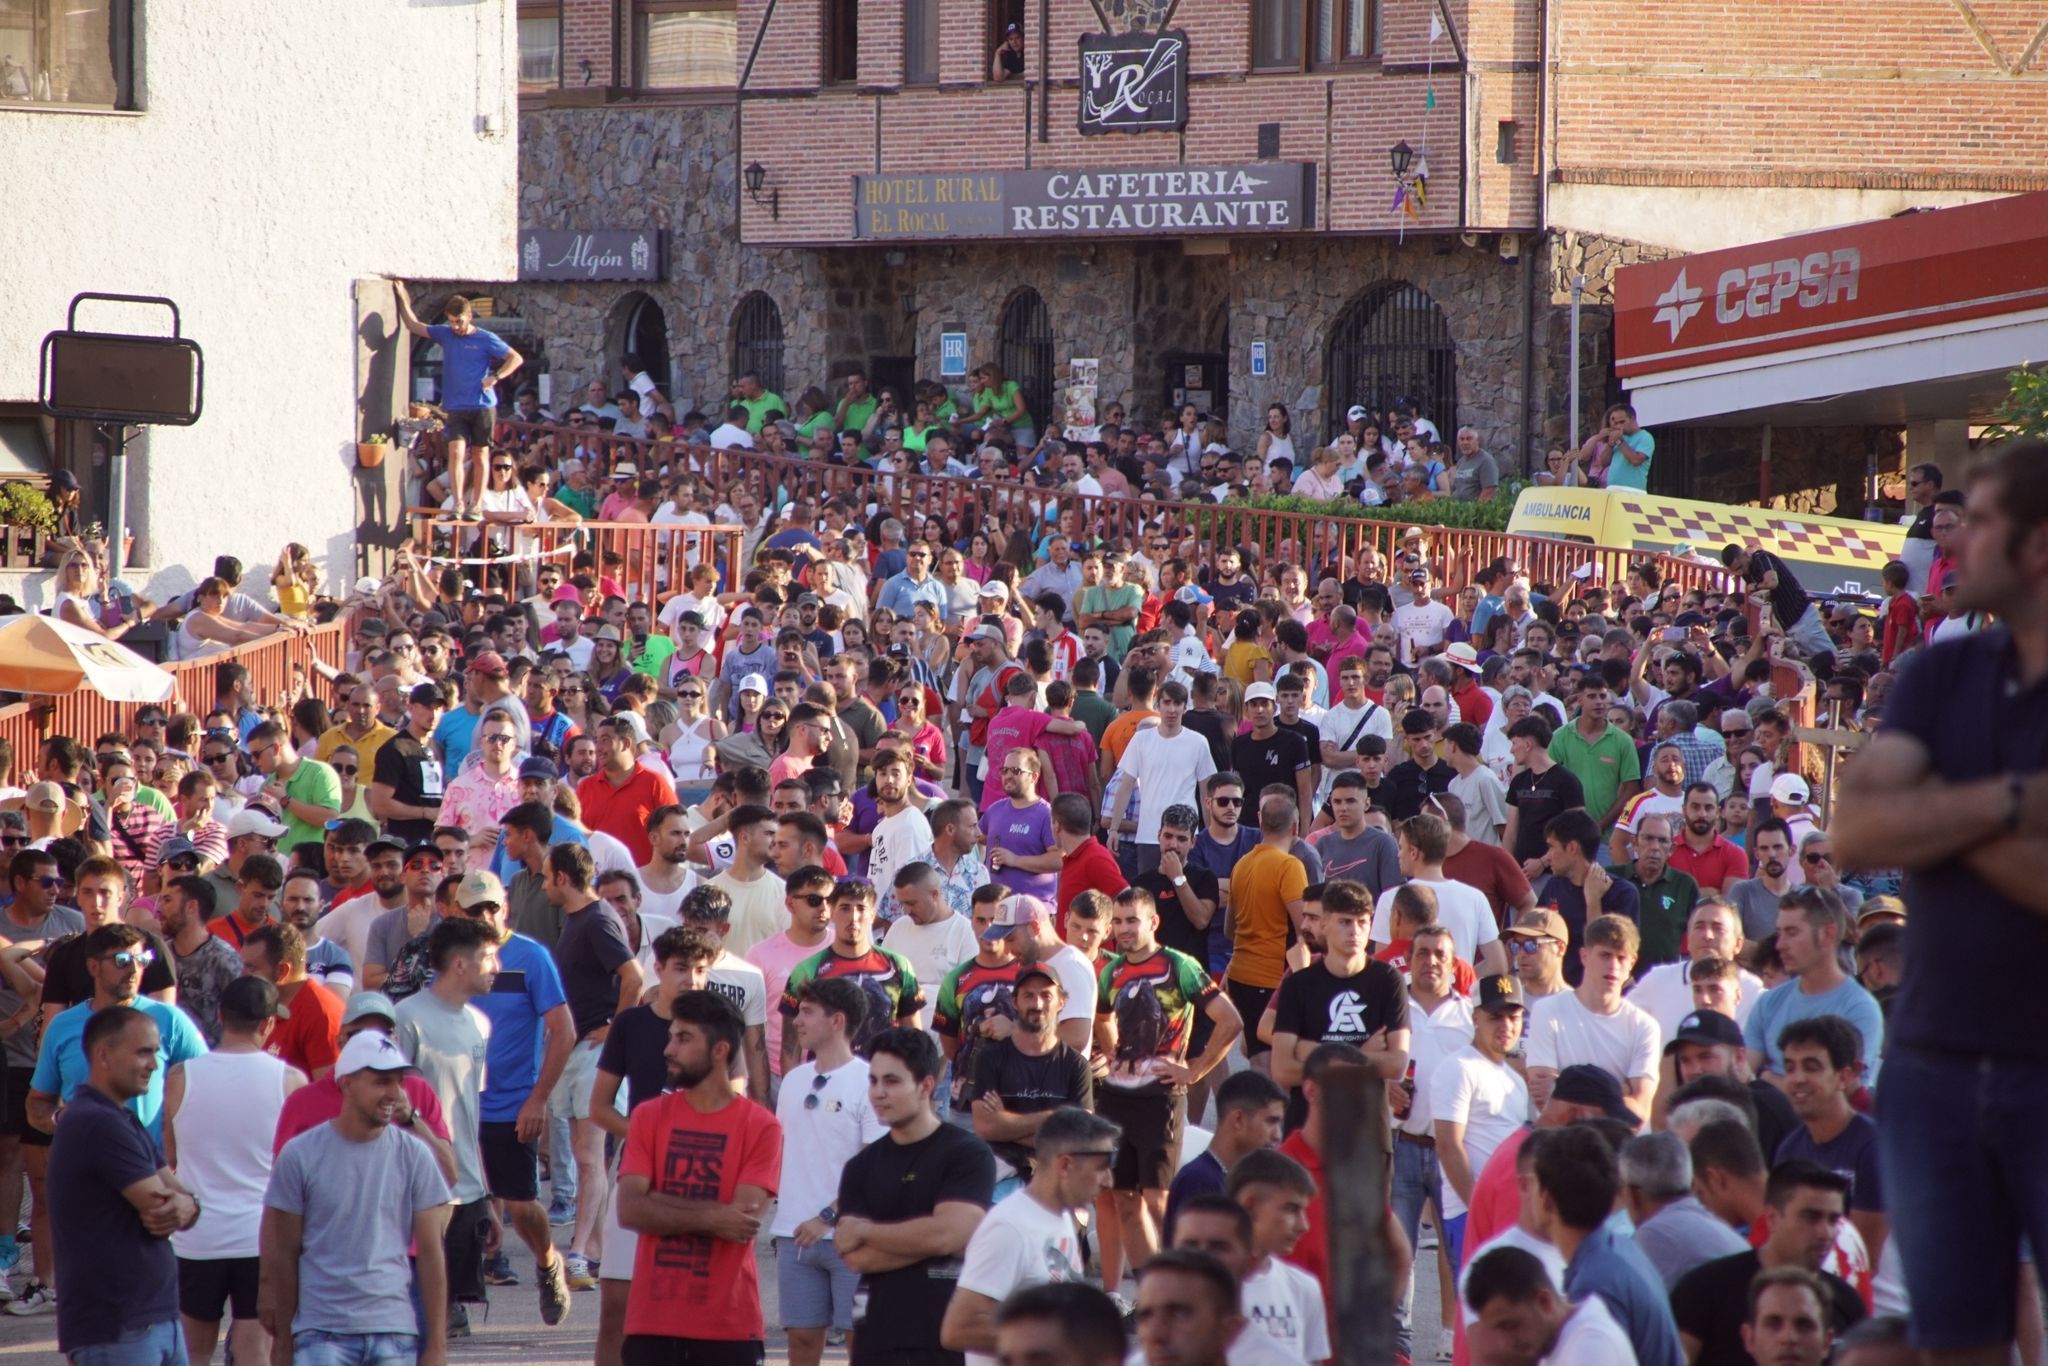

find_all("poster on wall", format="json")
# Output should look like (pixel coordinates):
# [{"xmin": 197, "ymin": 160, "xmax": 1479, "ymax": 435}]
[
  {"xmin": 1062, "ymin": 359, "xmax": 1101, "ymax": 442},
  {"xmin": 1079, "ymin": 29, "xmax": 1189, "ymax": 135}
]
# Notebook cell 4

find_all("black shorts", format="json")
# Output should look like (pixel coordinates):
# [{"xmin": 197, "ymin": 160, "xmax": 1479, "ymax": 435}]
[
  {"xmin": 178, "ymin": 1254, "xmax": 261, "ymax": 1321},
  {"xmin": 444, "ymin": 1195, "xmax": 493, "ymax": 1305},
  {"xmin": 1095, "ymin": 1086, "xmax": 1186, "ymax": 1193},
  {"xmin": 481, "ymin": 1120, "xmax": 540, "ymax": 1203},
  {"xmin": 623, "ymin": 1338, "xmax": 766, "ymax": 1366},
  {"xmin": 1, "ymin": 1066, "xmax": 45, "ymax": 1148},
  {"xmin": 1225, "ymin": 979, "xmax": 1276, "ymax": 1058},
  {"xmin": 443, "ymin": 408, "xmax": 497, "ymax": 447}
]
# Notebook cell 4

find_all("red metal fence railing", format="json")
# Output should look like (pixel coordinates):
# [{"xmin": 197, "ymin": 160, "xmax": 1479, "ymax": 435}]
[
  {"xmin": 0, "ymin": 621, "xmax": 351, "ymax": 760},
  {"xmin": 486, "ymin": 420, "xmax": 1731, "ymax": 598}
]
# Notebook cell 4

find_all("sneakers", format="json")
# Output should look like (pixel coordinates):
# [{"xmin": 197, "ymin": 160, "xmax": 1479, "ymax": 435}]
[
  {"xmin": 546, "ymin": 1198, "xmax": 576, "ymax": 1225},
  {"xmin": 6, "ymin": 1282, "xmax": 53, "ymax": 1316},
  {"xmin": 564, "ymin": 1252, "xmax": 599, "ymax": 1291},
  {"xmin": 1437, "ymin": 1328, "xmax": 1455, "ymax": 1360},
  {"xmin": 448, "ymin": 1302, "xmax": 472, "ymax": 1339},
  {"xmin": 538, "ymin": 1254, "xmax": 570, "ymax": 1325},
  {"xmin": 483, "ymin": 1251, "xmax": 519, "ymax": 1286}
]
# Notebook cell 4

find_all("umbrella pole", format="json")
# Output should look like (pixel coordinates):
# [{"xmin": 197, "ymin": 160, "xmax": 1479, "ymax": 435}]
[{"xmin": 103, "ymin": 422, "xmax": 135, "ymax": 572}]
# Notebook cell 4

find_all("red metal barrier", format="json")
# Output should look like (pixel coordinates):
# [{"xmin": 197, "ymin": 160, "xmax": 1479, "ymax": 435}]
[
  {"xmin": 400, "ymin": 514, "xmax": 747, "ymax": 605},
  {"xmin": 0, "ymin": 621, "xmax": 350, "ymax": 759},
  {"xmin": 489, "ymin": 420, "xmax": 1730, "ymax": 597}
]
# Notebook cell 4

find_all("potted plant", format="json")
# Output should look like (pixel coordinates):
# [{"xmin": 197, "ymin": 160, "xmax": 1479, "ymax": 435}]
[
  {"xmin": 0, "ymin": 481, "xmax": 55, "ymax": 569},
  {"xmin": 357, "ymin": 433, "xmax": 393, "ymax": 468}
]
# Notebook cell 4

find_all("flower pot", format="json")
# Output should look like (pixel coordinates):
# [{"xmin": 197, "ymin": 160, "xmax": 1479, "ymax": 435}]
[{"xmin": 357, "ymin": 442, "xmax": 389, "ymax": 469}]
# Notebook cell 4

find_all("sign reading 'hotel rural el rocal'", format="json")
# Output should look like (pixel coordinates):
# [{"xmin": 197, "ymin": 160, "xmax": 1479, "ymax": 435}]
[{"xmin": 851, "ymin": 165, "xmax": 1318, "ymax": 241}]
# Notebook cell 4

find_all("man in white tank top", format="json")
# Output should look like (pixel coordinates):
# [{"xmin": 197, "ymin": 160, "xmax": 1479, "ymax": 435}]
[{"xmin": 163, "ymin": 976, "xmax": 306, "ymax": 1366}]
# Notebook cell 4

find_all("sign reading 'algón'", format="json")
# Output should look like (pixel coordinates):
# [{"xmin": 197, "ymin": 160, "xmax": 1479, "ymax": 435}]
[
  {"xmin": 1079, "ymin": 29, "xmax": 1188, "ymax": 135},
  {"xmin": 518, "ymin": 230, "xmax": 667, "ymax": 282},
  {"xmin": 851, "ymin": 164, "xmax": 1317, "ymax": 241}
]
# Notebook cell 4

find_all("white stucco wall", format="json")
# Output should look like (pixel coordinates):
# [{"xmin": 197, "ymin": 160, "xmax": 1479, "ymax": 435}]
[
  {"xmin": 1549, "ymin": 183, "xmax": 1998, "ymax": 256},
  {"xmin": 0, "ymin": 0, "xmax": 518, "ymax": 594}
]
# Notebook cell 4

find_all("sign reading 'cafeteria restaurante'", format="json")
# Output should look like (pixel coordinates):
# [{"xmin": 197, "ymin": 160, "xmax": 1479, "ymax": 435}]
[{"xmin": 851, "ymin": 163, "xmax": 1317, "ymax": 241}]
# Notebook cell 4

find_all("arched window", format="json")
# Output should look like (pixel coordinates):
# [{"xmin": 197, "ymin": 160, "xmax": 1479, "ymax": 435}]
[
  {"xmin": 1324, "ymin": 282, "xmax": 1457, "ymax": 439},
  {"xmin": 996, "ymin": 287, "xmax": 1054, "ymax": 435},
  {"xmin": 731, "ymin": 292, "xmax": 786, "ymax": 398},
  {"xmin": 612, "ymin": 292, "xmax": 672, "ymax": 396}
]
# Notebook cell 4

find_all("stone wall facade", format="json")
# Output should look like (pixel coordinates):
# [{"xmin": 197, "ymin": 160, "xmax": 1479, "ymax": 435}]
[{"xmin": 411, "ymin": 105, "xmax": 1888, "ymax": 510}]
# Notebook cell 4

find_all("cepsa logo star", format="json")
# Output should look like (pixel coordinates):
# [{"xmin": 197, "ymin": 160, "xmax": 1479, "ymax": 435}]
[{"xmin": 1652, "ymin": 268, "xmax": 1705, "ymax": 343}]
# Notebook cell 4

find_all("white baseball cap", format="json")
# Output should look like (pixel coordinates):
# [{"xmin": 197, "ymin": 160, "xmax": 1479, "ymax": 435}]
[
  {"xmin": 1243, "ymin": 682, "xmax": 1278, "ymax": 703},
  {"xmin": 335, "ymin": 1031, "xmax": 415, "ymax": 1078}
]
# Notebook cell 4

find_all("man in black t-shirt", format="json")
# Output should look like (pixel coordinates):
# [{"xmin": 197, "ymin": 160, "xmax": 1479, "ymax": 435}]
[
  {"xmin": 1232, "ymin": 684, "xmax": 1313, "ymax": 833},
  {"xmin": 1503, "ymin": 715, "xmax": 1584, "ymax": 868},
  {"xmin": 1384, "ymin": 707, "xmax": 1454, "ymax": 823},
  {"xmin": 1670, "ymin": 1161, "xmax": 1865, "ymax": 1366},
  {"xmin": 1135, "ymin": 805, "xmax": 1219, "ymax": 963},
  {"xmin": 1721, "ymin": 545, "xmax": 1834, "ymax": 671},
  {"xmin": 1269, "ymin": 881, "xmax": 1409, "ymax": 1130},
  {"xmin": 838, "ymin": 1027, "xmax": 995, "ymax": 1366},
  {"xmin": 969, "ymin": 967, "xmax": 1093, "ymax": 1180},
  {"xmin": 370, "ymin": 682, "xmax": 448, "ymax": 845}
]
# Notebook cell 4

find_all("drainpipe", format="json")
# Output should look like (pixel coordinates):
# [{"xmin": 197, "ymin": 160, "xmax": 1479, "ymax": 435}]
[{"xmin": 1568, "ymin": 273, "xmax": 1585, "ymax": 449}]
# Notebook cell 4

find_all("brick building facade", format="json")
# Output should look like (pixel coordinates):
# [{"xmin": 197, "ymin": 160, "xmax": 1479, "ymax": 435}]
[{"xmin": 427, "ymin": 0, "xmax": 2048, "ymax": 505}]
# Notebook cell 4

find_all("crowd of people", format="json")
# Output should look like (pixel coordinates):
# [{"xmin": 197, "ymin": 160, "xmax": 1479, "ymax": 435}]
[{"xmin": 0, "ymin": 304, "xmax": 2036, "ymax": 1366}]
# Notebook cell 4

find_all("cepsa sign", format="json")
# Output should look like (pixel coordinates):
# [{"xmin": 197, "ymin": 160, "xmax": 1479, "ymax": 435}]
[{"xmin": 1614, "ymin": 190, "xmax": 2048, "ymax": 377}]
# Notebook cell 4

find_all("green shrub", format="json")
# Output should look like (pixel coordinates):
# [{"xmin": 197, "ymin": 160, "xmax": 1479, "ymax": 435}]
[
  {"xmin": 1225, "ymin": 481, "xmax": 1525, "ymax": 532},
  {"xmin": 0, "ymin": 481, "xmax": 56, "ymax": 535}
]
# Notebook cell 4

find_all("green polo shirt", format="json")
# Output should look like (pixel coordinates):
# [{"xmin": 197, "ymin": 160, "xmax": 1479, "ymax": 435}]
[
  {"xmin": 737, "ymin": 390, "xmax": 786, "ymax": 432},
  {"xmin": 280, "ymin": 758, "xmax": 344, "ymax": 853},
  {"xmin": 1071, "ymin": 687, "xmax": 1119, "ymax": 744},
  {"xmin": 837, "ymin": 394, "xmax": 879, "ymax": 433},
  {"xmin": 557, "ymin": 484, "xmax": 598, "ymax": 519},
  {"xmin": 1547, "ymin": 721, "xmax": 1640, "ymax": 831},
  {"xmin": 1622, "ymin": 863, "xmax": 1698, "ymax": 966}
]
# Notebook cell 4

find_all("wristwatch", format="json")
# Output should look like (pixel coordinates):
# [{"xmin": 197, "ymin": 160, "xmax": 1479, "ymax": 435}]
[
  {"xmin": 1171, "ymin": 875, "xmax": 1188, "ymax": 888},
  {"xmin": 819, "ymin": 1205, "xmax": 839, "ymax": 1226}
]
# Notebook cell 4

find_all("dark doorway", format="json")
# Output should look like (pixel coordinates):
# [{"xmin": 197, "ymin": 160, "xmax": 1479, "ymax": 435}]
[
  {"xmin": 731, "ymin": 292, "xmax": 787, "ymax": 397},
  {"xmin": 1324, "ymin": 282, "xmax": 1457, "ymax": 441},
  {"xmin": 997, "ymin": 287, "xmax": 1054, "ymax": 435}
]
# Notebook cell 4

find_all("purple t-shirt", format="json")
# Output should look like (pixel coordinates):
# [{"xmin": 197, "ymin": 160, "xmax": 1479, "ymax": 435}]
[
  {"xmin": 846, "ymin": 779, "xmax": 949, "ymax": 877},
  {"xmin": 986, "ymin": 799, "xmax": 1057, "ymax": 899}
]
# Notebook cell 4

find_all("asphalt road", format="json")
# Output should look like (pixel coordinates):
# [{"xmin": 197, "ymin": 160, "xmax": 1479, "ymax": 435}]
[{"xmin": 0, "ymin": 1187, "xmax": 1450, "ymax": 1363}]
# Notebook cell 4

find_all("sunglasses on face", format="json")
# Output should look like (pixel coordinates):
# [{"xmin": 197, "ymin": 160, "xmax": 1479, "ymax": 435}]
[
  {"xmin": 332, "ymin": 764, "xmax": 358, "ymax": 776},
  {"xmin": 1802, "ymin": 852, "xmax": 1833, "ymax": 865},
  {"xmin": 27, "ymin": 875, "xmax": 65, "ymax": 890},
  {"xmin": 1212, "ymin": 796, "xmax": 1243, "ymax": 807},
  {"xmin": 103, "ymin": 949, "xmax": 155, "ymax": 968},
  {"xmin": 1510, "ymin": 938, "xmax": 1557, "ymax": 954}
]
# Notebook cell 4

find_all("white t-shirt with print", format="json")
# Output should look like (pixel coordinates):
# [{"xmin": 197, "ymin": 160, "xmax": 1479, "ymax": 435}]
[
  {"xmin": 956, "ymin": 1189, "xmax": 1085, "ymax": 1366},
  {"xmin": 1241, "ymin": 1256, "xmax": 1331, "ymax": 1363}
]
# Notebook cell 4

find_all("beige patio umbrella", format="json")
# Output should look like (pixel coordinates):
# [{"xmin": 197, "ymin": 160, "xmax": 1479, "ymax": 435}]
[{"xmin": 0, "ymin": 612, "xmax": 176, "ymax": 703}]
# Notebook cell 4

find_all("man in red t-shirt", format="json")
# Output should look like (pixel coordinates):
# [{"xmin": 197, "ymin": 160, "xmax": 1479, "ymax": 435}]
[
  {"xmin": 577, "ymin": 715, "xmax": 679, "ymax": 865},
  {"xmin": 617, "ymin": 991, "xmax": 783, "ymax": 1353},
  {"xmin": 1668, "ymin": 783, "xmax": 1748, "ymax": 893},
  {"xmin": 241, "ymin": 923, "xmax": 343, "ymax": 1080},
  {"xmin": 1052, "ymin": 794, "xmax": 1128, "ymax": 933}
]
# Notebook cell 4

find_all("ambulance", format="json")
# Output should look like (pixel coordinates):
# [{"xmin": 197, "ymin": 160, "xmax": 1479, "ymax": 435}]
[{"xmin": 1506, "ymin": 486, "xmax": 1907, "ymax": 599}]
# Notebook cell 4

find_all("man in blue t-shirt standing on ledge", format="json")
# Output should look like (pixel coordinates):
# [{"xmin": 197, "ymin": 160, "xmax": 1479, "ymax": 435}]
[{"xmin": 394, "ymin": 280, "xmax": 524, "ymax": 523}]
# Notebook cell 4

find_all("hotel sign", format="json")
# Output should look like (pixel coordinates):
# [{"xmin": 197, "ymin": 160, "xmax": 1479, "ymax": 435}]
[
  {"xmin": 518, "ymin": 230, "xmax": 667, "ymax": 282},
  {"xmin": 852, "ymin": 164, "xmax": 1316, "ymax": 241}
]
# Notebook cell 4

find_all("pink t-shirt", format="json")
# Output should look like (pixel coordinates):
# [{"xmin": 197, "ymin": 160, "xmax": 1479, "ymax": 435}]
[
  {"xmin": 979, "ymin": 706, "xmax": 1053, "ymax": 809},
  {"xmin": 744, "ymin": 931, "xmax": 826, "ymax": 1072}
]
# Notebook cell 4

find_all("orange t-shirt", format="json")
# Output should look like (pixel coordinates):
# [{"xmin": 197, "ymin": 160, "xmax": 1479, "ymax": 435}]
[
  {"xmin": 1226, "ymin": 842, "xmax": 1308, "ymax": 990},
  {"xmin": 620, "ymin": 1091, "xmax": 783, "ymax": 1340},
  {"xmin": 1101, "ymin": 708, "xmax": 1158, "ymax": 769}
]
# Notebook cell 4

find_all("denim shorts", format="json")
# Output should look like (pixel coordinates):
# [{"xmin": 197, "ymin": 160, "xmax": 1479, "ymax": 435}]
[
  {"xmin": 1878, "ymin": 1044, "xmax": 2048, "ymax": 1350},
  {"xmin": 289, "ymin": 1331, "xmax": 421, "ymax": 1366},
  {"xmin": 67, "ymin": 1319, "xmax": 186, "ymax": 1366},
  {"xmin": 775, "ymin": 1237, "xmax": 860, "ymax": 1330}
]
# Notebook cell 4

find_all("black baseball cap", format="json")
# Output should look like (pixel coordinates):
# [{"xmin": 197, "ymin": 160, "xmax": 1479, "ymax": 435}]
[
  {"xmin": 1014, "ymin": 964, "xmax": 1059, "ymax": 993},
  {"xmin": 1551, "ymin": 1065, "xmax": 1636, "ymax": 1125},
  {"xmin": 1662, "ymin": 1009, "xmax": 1743, "ymax": 1054},
  {"xmin": 1475, "ymin": 974, "xmax": 1524, "ymax": 1014}
]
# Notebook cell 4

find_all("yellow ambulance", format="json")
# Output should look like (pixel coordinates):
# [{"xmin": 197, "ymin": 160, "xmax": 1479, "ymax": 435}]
[{"xmin": 1506, "ymin": 487, "xmax": 1908, "ymax": 598}]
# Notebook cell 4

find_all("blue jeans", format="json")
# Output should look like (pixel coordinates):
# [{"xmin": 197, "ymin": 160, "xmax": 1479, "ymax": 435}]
[
  {"xmin": 1388, "ymin": 1136, "xmax": 1444, "ymax": 1359},
  {"xmin": 1116, "ymin": 841, "xmax": 1160, "ymax": 883},
  {"xmin": 1879, "ymin": 1045, "xmax": 2048, "ymax": 1350},
  {"xmin": 289, "ymin": 1331, "xmax": 421, "ymax": 1366},
  {"xmin": 69, "ymin": 1320, "xmax": 186, "ymax": 1366},
  {"xmin": 548, "ymin": 1105, "xmax": 577, "ymax": 1208}
]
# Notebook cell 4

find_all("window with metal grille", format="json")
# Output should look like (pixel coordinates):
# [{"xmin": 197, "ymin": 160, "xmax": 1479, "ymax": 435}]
[
  {"xmin": 997, "ymin": 289, "xmax": 1053, "ymax": 436},
  {"xmin": 731, "ymin": 292, "xmax": 786, "ymax": 398},
  {"xmin": 1323, "ymin": 283, "xmax": 1457, "ymax": 439}
]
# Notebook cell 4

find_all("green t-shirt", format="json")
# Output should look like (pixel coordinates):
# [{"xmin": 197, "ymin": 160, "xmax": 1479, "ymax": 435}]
[
  {"xmin": 902, "ymin": 422, "xmax": 936, "ymax": 453},
  {"xmin": 1624, "ymin": 864, "xmax": 1698, "ymax": 966},
  {"xmin": 1096, "ymin": 946, "xmax": 1218, "ymax": 1093},
  {"xmin": 1547, "ymin": 722, "xmax": 1642, "ymax": 829},
  {"xmin": 780, "ymin": 944, "xmax": 924, "ymax": 1053},
  {"xmin": 628, "ymin": 633, "xmax": 676, "ymax": 680},
  {"xmin": 795, "ymin": 410, "xmax": 836, "ymax": 440},
  {"xmin": 557, "ymin": 485, "xmax": 598, "ymax": 519},
  {"xmin": 281, "ymin": 757, "xmax": 344, "ymax": 852},
  {"xmin": 838, "ymin": 394, "xmax": 879, "ymax": 434},
  {"xmin": 1079, "ymin": 583, "xmax": 1144, "ymax": 657},
  {"xmin": 972, "ymin": 381, "xmax": 1027, "ymax": 428},
  {"xmin": 737, "ymin": 391, "xmax": 786, "ymax": 433},
  {"xmin": 1071, "ymin": 687, "xmax": 1119, "ymax": 743}
]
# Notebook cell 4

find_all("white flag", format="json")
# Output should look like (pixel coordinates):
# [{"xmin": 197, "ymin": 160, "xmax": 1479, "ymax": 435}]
[{"xmin": 1429, "ymin": 12, "xmax": 1444, "ymax": 41}]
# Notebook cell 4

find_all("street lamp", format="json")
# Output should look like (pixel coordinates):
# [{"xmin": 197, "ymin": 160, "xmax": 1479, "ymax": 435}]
[
  {"xmin": 744, "ymin": 160, "xmax": 780, "ymax": 221},
  {"xmin": 1389, "ymin": 141, "xmax": 1413, "ymax": 180}
]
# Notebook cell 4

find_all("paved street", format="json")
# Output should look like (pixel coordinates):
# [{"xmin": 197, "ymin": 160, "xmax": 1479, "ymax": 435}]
[{"xmin": 0, "ymin": 1205, "xmax": 1450, "ymax": 1363}]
